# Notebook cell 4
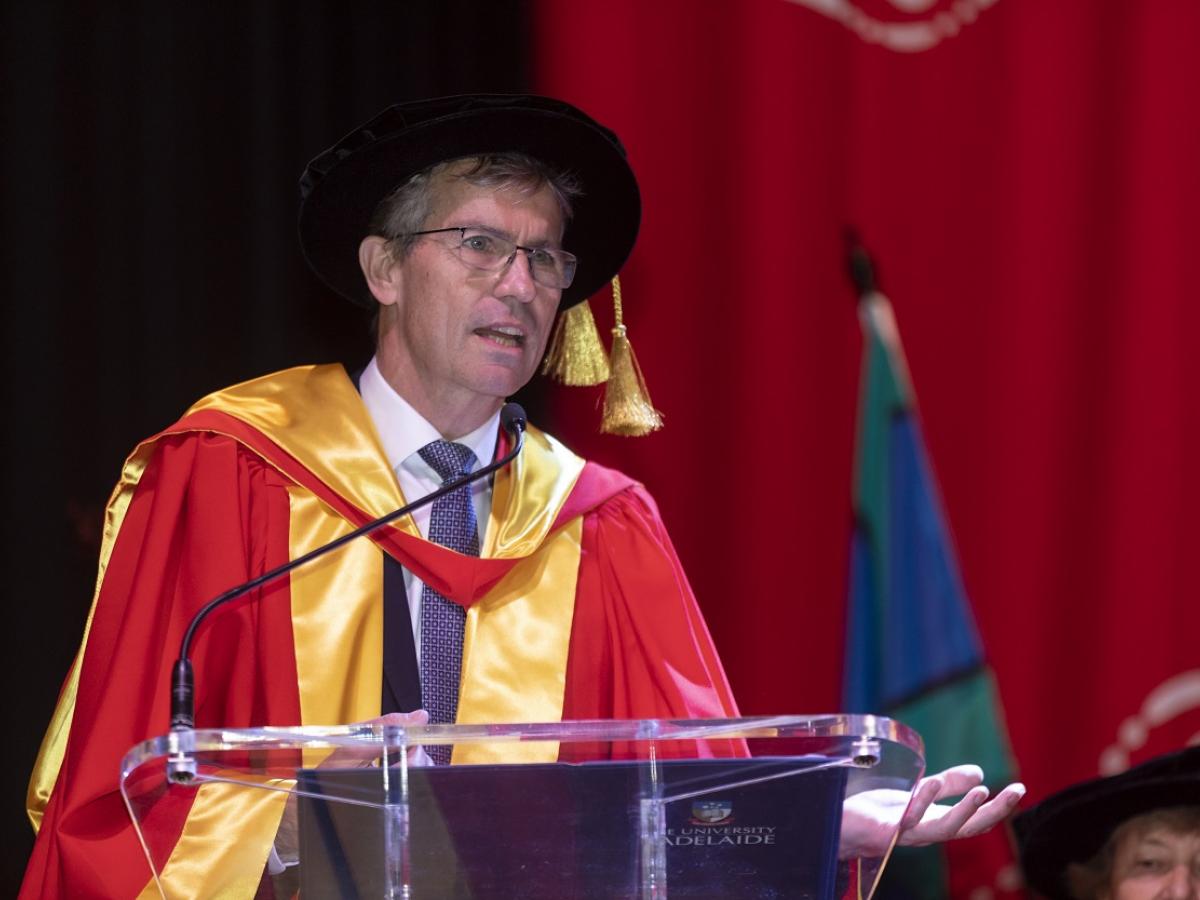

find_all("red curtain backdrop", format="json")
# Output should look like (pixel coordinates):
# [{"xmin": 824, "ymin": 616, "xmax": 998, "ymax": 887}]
[{"xmin": 534, "ymin": 0, "xmax": 1200, "ymax": 825}]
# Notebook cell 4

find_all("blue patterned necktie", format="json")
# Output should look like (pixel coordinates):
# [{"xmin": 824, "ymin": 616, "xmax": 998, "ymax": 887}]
[{"xmin": 417, "ymin": 440, "xmax": 480, "ymax": 764}]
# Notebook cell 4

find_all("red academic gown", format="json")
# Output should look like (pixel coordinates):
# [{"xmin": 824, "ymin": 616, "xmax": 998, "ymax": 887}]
[{"xmin": 20, "ymin": 365, "xmax": 738, "ymax": 898}]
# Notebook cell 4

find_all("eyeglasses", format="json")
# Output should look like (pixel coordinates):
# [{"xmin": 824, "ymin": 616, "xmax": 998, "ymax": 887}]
[{"xmin": 404, "ymin": 227, "xmax": 578, "ymax": 290}]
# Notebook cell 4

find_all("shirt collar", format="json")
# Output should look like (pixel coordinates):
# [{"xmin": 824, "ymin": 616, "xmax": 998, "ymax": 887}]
[{"xmin": 359, "ymin": 356, "xmax": 500, "ymax": 473}]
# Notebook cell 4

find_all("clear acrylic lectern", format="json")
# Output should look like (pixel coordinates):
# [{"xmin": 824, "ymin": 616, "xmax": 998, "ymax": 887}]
[{"xmin": 121, "ymin": 715, "xmax": 924, "ymax": 899}]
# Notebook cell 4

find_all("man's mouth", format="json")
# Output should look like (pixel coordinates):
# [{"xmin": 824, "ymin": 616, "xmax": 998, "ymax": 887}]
[{"xmin": 474, "ymin": 325, "xmax": 526, "ymax": 348}]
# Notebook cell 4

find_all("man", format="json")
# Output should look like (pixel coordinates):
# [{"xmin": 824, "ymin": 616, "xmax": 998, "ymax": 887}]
[{"xmin": 21, "ymin": 95, "xmax": 1020, "ymax": 897}]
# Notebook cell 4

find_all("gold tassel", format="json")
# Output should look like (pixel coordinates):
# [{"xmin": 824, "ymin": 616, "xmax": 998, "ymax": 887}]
[
  {"xmin": 541, "ymin": 299, "xmax": 611, "ymax": 385},
  {"xmin": 600, "ymin": 276, "xmax": 664, "ymax": 436}
]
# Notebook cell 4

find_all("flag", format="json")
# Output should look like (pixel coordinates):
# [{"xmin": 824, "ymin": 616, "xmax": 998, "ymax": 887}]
[{"xmin": 845, "ymin": 282, "xmax": 1018, "ymax": 899}]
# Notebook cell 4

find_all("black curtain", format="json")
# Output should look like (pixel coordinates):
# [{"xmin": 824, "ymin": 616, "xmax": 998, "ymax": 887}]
[{"xmin": 1, "ymin": 2, "xmax": 531, "ymax": 891}]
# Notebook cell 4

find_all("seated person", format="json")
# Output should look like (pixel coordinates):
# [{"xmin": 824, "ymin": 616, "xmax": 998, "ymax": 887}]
[{"xmin": 1016, "ymin": 746, "xmax": 1200, "ymax": 900}]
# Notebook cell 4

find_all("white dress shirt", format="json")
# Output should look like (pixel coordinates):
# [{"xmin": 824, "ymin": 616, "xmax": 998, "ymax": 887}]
[{"xmin": 358, "ymin": 356, "xmax": 499, "ymax": 662}]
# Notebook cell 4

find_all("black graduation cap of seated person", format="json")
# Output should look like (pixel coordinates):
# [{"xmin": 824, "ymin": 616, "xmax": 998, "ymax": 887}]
[
  {"xmin": 298, "ymin": 94, "xmax": 641, "ymax": 310},
  {"xmin": 1014, "ymin": 746, "xmax": 1200, "ymax": 900}
]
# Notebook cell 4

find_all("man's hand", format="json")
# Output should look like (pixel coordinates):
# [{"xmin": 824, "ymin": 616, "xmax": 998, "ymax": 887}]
[
  {"xmin": 894, "ymin": 765, "xmax": 1025, "ymax": 846},
  {"xmin": 274, "ymin": 710, "xmax": 430, "ymax": 868},
  {"xmin": 840, "ymin": 765, "xmax": 1026, "ymax": 858},
  {"xmin": 317, "ymin": 709, "xmax": 431, "ymax": 769}
]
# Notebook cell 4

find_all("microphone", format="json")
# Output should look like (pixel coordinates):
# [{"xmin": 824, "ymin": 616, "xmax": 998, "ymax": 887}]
[
  {"xmin": 499, "ymin": 401, "xmax": 526, "ymax": 438},
  {"xmin": 166, "ymin": 402, "xmax": 527, "ymax": 776}
]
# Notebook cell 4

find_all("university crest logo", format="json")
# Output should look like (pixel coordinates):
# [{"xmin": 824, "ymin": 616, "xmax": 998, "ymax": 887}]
[
  {"xmin": 691, "ymin": 799, "xmax": 733, "ymax": 825},
  {"xmin": 1100, "ymin": 669, "xmax": 1200, "ymax": 775},
  {"xmin": 783, "ymin": 0, "xmax": 1001, "ymax": 52}
]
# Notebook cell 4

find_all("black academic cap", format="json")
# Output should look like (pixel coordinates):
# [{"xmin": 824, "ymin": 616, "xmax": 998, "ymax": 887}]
[{"xmin": 298, "ymin": 94, "xmax": 641, "ymax": 309}]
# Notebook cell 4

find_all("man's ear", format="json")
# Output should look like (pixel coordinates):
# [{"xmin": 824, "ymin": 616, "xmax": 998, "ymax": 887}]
[{"xmin": 359, "ymin": 236, "xmax": 403, "ymax": 307}]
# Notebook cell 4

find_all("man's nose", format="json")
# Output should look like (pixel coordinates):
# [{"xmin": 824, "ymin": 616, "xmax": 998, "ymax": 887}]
[{"xmin": 493, "ymin": 248, "xmax": 538, "ymax": 303}]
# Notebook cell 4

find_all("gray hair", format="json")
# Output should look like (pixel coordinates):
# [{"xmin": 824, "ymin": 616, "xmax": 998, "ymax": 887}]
[
  {"xmin": 1065, "ymin": 806, "xmax": 1200, "ymax": 900},
  {"xmin": 369, "ymin": 153, "xmax": 583, "ymax": 258}
]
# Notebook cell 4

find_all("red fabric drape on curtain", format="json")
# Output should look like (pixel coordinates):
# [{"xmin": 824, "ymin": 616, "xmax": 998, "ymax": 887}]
[{"xmin": 534, "ymin": 0, "xmax": 1200, "ymax": 883}]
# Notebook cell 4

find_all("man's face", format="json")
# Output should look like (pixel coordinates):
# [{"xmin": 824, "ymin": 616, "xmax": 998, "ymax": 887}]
[
  {"xmin": 375, "ymin": 169, "xmax": 565, "ymax": 434},
  {"xmin": 1108, "ymin": 827, "xmax": 1200, "ymax": 900}
]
